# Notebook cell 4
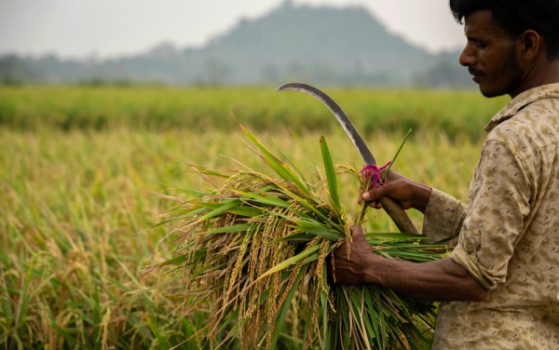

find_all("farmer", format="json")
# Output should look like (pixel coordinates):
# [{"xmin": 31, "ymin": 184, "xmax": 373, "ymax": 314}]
[{"xmin": 332, "ymin": 1, "xmax": 559, "ymax": 348}]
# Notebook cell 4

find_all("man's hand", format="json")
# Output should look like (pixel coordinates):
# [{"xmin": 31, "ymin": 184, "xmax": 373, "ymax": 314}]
[
  {"xmin": 359, "ymin": 170, "xmax": 432, "ymax": 214},
  {"xmin": 330, "ymin": 226, "xmax": 489, "ymax": 302},
  {"xmin": 331, "ymin": 227, "xmax": 380, "ymax": 285}
]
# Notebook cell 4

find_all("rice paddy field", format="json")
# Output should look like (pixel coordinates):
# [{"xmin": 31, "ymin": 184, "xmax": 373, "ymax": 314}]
[{"xmin": 0, "ymin": 86, "xmax": 508, "ymax": 349}]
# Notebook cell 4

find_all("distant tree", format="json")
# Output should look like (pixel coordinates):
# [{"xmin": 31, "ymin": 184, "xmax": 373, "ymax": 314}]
[
  {"xmin": 261, "ymin": 64, "xmax": 279, "ymax": 85},
  {"xmin": 0, "ymin": 55, "xmax": 39, "ymax": 83},
  {"xmin": 286, "ymin": 62, "xmax": 311, "ymax": 82},
  {"xmin": 205, "ymin": 60, "xmax": 230, "ymax": 86},
  {"xmin": 413, "ymin": 58, "xmax": 474, "ymax": 89}
]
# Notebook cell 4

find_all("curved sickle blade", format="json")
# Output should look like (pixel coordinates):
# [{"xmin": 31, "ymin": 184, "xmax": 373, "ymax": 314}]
[
  {"xmin": 276, "ymin": 82, "xmax": 419, "ymax": 234},
  {"xmin": 276, "ymin": 83, "xmax": 376, "ymax": 166}
]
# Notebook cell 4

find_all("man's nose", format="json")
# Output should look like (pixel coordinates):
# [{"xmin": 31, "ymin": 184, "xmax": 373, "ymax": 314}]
[{"xmin": 459, "ymin": 46, "xmax": 476, "ymax": 67}]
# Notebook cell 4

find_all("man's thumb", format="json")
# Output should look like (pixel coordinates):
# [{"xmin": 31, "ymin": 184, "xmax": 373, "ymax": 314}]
[
  {"xmin": 350, "ymin": 226, "xmax": 366, "ymax": 241},
  {"xmin": 361, "ymin": 185, "xmax": 388, "ymax": 201}
]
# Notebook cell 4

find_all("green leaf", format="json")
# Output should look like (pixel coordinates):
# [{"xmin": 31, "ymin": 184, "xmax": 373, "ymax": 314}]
[
  {"xmin": 228, "ymin": 206, "xmax": 265, "ymax": 217},
  {"xmin": 151, "ymin": 207, "xmax": 210, "ymax": 229},
  {"xmin": 289, "ymin": 223, "xmax": 341, "ymax": 241},
  {"xmin": 158, "ymin": 254, "xmax": 190, "ymax": 266},
  {"xmin": 196, "ymin": 200, "xmax": 241, "ymax": 222},
  {"xmin": 290, "ymin": 218, "xmax": 344, "ymax": 241},
  {"xmin": 196, "ymin": 201, "xmax": 264, "ymax": 217},
  {"xmin": 145, "ymin": 315, "xmax": 171, "ymax": 350},
  {"xmin": 376, "ymin": 287, "xmax": 387, "ymax": 349},
  {"xmin": 189, "ymin": 166, "xmax": 230, "ymax": 179},
  {"xmin": 274, "ymin": 141, "xmax": 310, "ymax": 189},
  {"xmin": 159, "ymin": 183, "xmax": 209, "ymax": 197},
  {"xmin": 320, "ymin": 136, "xmax": 341, "ymax": 211},
  {"xmin": 365, "ymin": 289, "xmax": 382, "ymax": 350},
  {"xmin": 258, "ymin": 245, "xmax": 320, "ymax": 280},
  {"xmin": 270, "ymin": 232, "xmax": 314, "ymax": 243},
  {"xmin": 301, "ymin": 252, "xmax": 320, "ymax": 265},
  {"xmin": 270, "ymin": 267, "xmax": 306, "ymax": 350},
  {"xmin": 190, "ymin": 261, "xmax": 228, "ymax": 279},
  {"xmin": 241, "ymin": 125, "xmax": 309, "ymax": 195},
  {"xmin": 233, "ymin": 190, "xmax": 291, "ymax": 209},
  {"xmin": 115, "ymin": 257, "xmax": 156, "ymax": 312},
  {"xmin": 382, "ymin": 128, "xmax": 412, "ymax": 183}
]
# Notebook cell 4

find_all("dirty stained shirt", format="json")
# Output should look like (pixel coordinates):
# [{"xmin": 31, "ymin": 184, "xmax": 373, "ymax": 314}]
[{"xmin": 423, "ymin": 84, "xmax": 559, "ymax": 350}]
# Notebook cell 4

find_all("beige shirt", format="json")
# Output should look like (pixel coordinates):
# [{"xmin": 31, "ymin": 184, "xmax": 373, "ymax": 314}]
[{"xmin": 424, "ymin": 84, "xmax": 559, "ymax": 350}]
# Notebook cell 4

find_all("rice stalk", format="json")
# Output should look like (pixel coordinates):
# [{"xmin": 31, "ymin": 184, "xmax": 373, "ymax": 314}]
[{"xmin": 153, "ymin": 127, "xmax": 445, "ymax": 349}]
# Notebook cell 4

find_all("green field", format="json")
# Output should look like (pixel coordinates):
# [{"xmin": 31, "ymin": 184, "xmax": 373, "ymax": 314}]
[
  {"xmin": 0, "ymin": 86, "xmax": 507, "ymax": 138},
  {"xmin": 0, "ymin": 86, "xmax": 500, "ymax": 349}
]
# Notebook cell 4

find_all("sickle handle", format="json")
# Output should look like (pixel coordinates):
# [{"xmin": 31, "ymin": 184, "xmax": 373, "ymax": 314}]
[{"xmin": 379, "ymin": 197, "xmax": 419, "ymax": 234}]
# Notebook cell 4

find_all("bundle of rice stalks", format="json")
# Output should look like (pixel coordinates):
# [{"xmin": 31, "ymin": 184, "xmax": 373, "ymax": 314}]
[{"xmin": 151, "ymin": 127, "xmax": 447, "ymax": 349}]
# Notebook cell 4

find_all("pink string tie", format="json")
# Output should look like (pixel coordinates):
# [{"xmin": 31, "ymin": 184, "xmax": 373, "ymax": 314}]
[{"xmin": 360, "ymin": 161, "xmax": 392, "ymax": 188}]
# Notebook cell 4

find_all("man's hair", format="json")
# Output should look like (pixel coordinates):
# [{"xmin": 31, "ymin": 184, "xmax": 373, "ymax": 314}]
[{"xmin": 449, "ymin": 0, "xmax": 559, "ymax": 59}]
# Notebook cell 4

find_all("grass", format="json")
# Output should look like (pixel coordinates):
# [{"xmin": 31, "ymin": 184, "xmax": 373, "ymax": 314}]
[
  {"xmin": 0, "ymin": 86, "xmax": 493, "ymax": 348},
  {"xmin": 0, "ymin": 86, "xmax": 508, "ymax": 139}
]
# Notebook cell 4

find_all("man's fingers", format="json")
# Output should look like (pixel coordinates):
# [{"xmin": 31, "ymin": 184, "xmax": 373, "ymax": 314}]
[
  {"xmin": 377, "ymin": 169, "xmax": 387, "ymax": 180},
  {"xmin": 361, "ymin": 199, "xmax": 384, "ymax": 210},
  {"xmin": 362, "ymin": 186, "xmax": 388, "ymax": 202},
  {"xmin": 334, "ymin": 242, "xmax": 351, "ymax": 260}
]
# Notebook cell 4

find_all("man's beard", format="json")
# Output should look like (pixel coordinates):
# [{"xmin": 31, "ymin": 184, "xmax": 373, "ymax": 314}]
[{"xmin": 480, "ymin": 49, "xmax": 524, "ymax": 98}]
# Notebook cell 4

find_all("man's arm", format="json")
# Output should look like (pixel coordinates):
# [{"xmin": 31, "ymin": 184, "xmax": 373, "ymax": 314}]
[
  {"xmin": 332, "ymin": 227, "xmax": 488, "ymax": 302},
  {"xmin": 361, "ymin": 170, "xmax": 467, "ymax": 244},
  {"xmin": 336, "ymin": 140, "xmax": 531, "ymax": 299},
  {"xmin": 371, "ymin": 256, "xmax": 489, "ymax": 302}
]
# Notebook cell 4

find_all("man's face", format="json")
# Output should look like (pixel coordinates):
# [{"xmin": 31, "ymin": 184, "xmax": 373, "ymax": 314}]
[{"xmin": 459, "ymin": 11, "xmax": 523, "ymax": 98}]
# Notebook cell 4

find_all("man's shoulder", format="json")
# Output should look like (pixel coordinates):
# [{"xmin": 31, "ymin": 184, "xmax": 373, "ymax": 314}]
[{"xmin": 486, "ymin": 97, "xmax": 559, "ymax": 160}]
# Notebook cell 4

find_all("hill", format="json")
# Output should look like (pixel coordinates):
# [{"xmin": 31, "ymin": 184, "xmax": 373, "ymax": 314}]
[{"xmin": 0, "ymin": 1, "xmax": 473, "ymax": 87}]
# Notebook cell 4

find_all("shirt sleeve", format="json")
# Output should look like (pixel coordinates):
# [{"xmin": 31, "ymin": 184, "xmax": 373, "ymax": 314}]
[
  {"xmin": 422, "ymin": 189, "xmax": 467, "ymax": 245},
  {"xmin": 451, "ymin": 140, "xmax": 531, "ymax": 290}
]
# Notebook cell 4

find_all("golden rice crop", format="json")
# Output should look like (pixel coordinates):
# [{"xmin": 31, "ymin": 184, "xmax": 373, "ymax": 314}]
[{"xmin": 151, "ymin": 126, "xmax": 448, "ymax": 349}]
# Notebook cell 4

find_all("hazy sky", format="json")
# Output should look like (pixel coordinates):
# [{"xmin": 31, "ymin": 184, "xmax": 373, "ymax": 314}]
[{"xmin": 0, "ymin": 0, "xmax": 467, "ymax": 59}]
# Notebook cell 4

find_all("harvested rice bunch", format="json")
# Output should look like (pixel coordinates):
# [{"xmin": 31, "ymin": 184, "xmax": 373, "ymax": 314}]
[{"xmin": 152, "ymin": 127, "xmax": 447, "ymax": 349}]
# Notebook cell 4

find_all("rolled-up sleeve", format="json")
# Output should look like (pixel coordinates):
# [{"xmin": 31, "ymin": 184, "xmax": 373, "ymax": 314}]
[
  {"xmin": 422, "ymin": 189, "xmax": 467, "ymax": 244},
  {"xmin": 451, "ymin": 140, "xmax": 530, "ymax": 290}
]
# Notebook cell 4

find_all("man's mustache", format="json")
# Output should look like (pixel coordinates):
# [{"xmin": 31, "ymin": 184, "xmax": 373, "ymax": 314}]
[{"xmin": 468, "ymin": 67, "xmax": 485, "ymax": 76}]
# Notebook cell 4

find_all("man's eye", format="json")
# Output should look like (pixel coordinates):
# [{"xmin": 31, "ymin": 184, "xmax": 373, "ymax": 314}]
[{"xmin": 475, "ymin": 41, "xmax": 486, "ymax": 49}]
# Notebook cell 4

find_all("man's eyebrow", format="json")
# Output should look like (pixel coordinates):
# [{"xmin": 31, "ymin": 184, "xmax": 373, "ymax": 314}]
[{"xmin": 466, "ymin": 36, "xmax": 484, "ymax": 42}]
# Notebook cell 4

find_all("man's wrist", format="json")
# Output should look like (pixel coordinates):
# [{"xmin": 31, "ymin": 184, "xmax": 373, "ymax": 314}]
[
  {"xmin": 411, "ymin": 185, "xmax": 432, "ymax": 213},
  {"xmin": 364, "ymin": 254, "xmax": 390, "ymax": 285}
]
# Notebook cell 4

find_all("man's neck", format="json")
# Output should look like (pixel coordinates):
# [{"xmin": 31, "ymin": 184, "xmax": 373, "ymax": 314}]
[{"xmin": 510, "ymin": 60, "xmax": 559, "ymax": 98}]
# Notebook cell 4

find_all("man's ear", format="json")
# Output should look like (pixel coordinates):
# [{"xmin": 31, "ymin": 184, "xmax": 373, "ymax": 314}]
[{"xmin": 518, "ymin": 30, "xmax": 543, "ymax": 61}]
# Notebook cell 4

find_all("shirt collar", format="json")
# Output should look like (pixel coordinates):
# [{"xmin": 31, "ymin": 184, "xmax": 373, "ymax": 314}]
[{"xmin": 485, "ymin": 83, "xmax": 559, "ymax": 133}]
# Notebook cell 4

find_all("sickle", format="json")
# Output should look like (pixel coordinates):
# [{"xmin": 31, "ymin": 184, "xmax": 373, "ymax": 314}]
[{"xmin": 276, "ymin": 83, "xmax": 419, "ymax": 234}]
